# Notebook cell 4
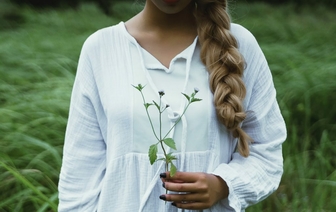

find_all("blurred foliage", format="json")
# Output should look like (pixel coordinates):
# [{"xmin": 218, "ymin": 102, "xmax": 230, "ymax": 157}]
[
  {"xmin": 0, "ymin": 1, "xmax": 335, "ymax": 211},
  {"xmin": 8, "ymin": 0, "xmax": 336, "ymax": 9},
  {"xmin": 0, "ymin": 0, "xmax": 25, "ymax": 29},
  {"xmin": 246, "ymin": 0, "xmax": 336, "ymax": 8},
  {"xmin": 8, "ymin": 0, "xmax": 133, "ymax": 15}
]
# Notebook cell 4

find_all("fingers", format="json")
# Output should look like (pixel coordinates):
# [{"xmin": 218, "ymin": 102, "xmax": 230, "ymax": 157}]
[
  {"xmin": 159, "ymin": 171, "xmax": 211, "ymax": 210},
  {"xmin": 161, "ymin": 192, "xmax": 201, "ymax": 202},
  {"xmin": 161, "ymin": 171, "xmax": 208, "ymax": 193},
  {"xmin": 159, "ymin": 172, "xmax": 229, "ymax": 210},
  {"xmin": 160, "ymin": 193, "xmax": 212, "ymax": 210},
  {"xmin": 161, "ymin": 171, "xmax": 200, "ymax": 183},
  {"xmin": 172, "ymin": 201, "xmax": 212, "ymax": 210},
  {"xmin": 162, "ymin": 180, "xmax": 206, "ymax": 193}
]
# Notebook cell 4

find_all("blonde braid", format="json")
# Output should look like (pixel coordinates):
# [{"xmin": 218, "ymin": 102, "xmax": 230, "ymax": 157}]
[{"xmin": 195, "ymin": 0, "xmax": 252, "ymax": 157}]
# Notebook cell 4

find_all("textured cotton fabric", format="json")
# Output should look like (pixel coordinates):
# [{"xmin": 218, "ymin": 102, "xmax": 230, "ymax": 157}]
[{"xmin": 58, "ymin": 22, "xmax": 286, "ymax": 212}]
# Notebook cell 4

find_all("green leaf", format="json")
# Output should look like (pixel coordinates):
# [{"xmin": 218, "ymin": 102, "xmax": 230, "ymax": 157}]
[
  {"xmin": 144, "ymin": 103, "xmax": 153, "ymax": 109},
  {"xmin": 181, "ymin": 93, "xmax": 190, "ymax": 101},
  {"xmin": 156, "ymin": 157, "xmax": 166, "ymax": 162},
  {"xmin": 170, "ymin": 162, "xmax": 177, "ymax": 177},
  {"xmin": 163, "ymin": 138, "xmax": 177, "ymax": 150},
  {"xmin": 166, "ymin": 153, "xmax": 177, "ymax": 162},
  {"xmin": 148, "ymin": 144, "xmax": 158, "ymax": 165},
  {"xmin": 166, "ymin": 152, "xmax": 174, "ymax": 157},
  {"xmin": 131, "ymin": 84, "xmax": 140, "ymax": 91},
  {"xmin": 152, "ymin": 100, "xmax": 160, "ymax": 110},
  {"xmin": 191, "ymin": 98, "xmax": 202, "ymax": 103},
  {"xmin": 132, "ymin": 84, "xmax": 145, "ymax": 91}
]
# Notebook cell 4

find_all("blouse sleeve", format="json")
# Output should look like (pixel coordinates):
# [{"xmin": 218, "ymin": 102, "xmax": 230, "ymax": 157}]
[
  {"xmin": 212, "ymin": 25, "xmax": 287, "ymax": 211},
  {"xmin": 58, "ymin": 33, "xmax": 107, "ymax": 211}
]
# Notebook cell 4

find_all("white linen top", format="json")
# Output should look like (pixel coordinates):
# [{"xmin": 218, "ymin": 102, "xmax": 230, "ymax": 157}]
[{"xmin": 58, "ymin": 22, "xmax": 287, "ymax": 212}]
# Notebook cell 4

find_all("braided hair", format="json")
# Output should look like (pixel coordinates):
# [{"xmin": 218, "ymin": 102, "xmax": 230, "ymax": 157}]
[{"xmin": 195, "ymin": 0, "xmax": 252, "ymax": 157}]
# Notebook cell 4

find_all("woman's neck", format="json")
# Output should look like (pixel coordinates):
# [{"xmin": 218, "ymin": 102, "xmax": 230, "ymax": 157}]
[
  {"xmin": 124, "ymin": 1, "xmax": 198, "ymax": 69},
  {"xmin": 138, "ymin": 0, "xmax": 197, "ymax": 34}
]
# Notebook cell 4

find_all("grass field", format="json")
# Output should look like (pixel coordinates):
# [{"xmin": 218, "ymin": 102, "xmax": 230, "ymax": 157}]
[{"xmin": 0, "ymin": 1, "xmax": 335, "ymax": 211}]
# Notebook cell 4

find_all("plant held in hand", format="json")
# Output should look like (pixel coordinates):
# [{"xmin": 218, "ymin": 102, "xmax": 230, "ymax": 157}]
[{"xmin": 132, "ymin": 84, "xmax": 202, "ymax": 177}]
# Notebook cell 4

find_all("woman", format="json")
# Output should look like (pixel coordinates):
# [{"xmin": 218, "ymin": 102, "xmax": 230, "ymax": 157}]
[{"xmin": 58, "ymin": 0, "xmax": 286, "ymax": 211}]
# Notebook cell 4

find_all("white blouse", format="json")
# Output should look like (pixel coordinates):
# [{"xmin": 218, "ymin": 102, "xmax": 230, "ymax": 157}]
[{"xmin": 58, "ymin": 22, "xmax": 286, "ymax": 212}]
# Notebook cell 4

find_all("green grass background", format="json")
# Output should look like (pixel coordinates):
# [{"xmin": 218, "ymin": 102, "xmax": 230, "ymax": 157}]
[{"xmin": 0, "ymin": 1, "xmax": 335, "ymax": 211}]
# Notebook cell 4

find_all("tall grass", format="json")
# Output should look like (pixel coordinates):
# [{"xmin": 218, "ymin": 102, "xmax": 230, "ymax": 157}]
[
  {"xmin": 0, "ymin": 2, "xmax": 123, "ymax": 211},
  {"xmin": 231, "ymin": 2, "xmax": 336, "ymax": 211},
  {"xmin": 0, "ymin": 1, "xmax": 335, "ymax": 211}
]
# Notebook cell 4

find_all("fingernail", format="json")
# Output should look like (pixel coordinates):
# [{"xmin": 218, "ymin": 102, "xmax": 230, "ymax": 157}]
[
  {"xmin": 162, "ymin": 182, "xmax": 165, "ymax": 188},
  {"xmin": 159, "ymin": 195, "xmax": 166, "ymax": 200},
  {"xmin": 160, "ymin": 173, "xmax": 166, "ymax": 178},
  {"xmin": 172, "ymin": 202, "xmax": 177, "ymax": 207}
]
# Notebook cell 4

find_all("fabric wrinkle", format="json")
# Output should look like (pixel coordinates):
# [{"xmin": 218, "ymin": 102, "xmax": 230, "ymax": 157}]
[
  {"xmin": 134, "ymin": 32, "xmax": 198, "ymax": 211},
  {"xmin": 58, "ymin": 22, "xmax": 287, "ymax": 212}
]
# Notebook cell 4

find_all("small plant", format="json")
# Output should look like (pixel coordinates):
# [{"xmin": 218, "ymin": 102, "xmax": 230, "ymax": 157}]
[{"xmin": 132, "ymin": 84, "xmax": 202, "ymax": 177}]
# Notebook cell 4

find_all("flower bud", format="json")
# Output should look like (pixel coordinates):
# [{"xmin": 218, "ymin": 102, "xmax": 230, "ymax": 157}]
[{"xmin": 158, "ymin": 90, "xmax": 165, "ymax": 96}]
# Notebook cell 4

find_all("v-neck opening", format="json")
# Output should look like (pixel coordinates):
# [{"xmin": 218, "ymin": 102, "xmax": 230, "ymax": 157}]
[
  {"xmin": 120, "ymin": 21, "xmax": 198, "ymax": 70},
  {"xmin": 140, "ymin": 40, "xmax": 197, "ymax": 73}
]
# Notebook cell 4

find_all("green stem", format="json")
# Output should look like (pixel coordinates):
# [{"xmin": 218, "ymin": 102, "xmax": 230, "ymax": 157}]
[
  {"xmin": 163, "ymin": 102, "xmax": 192, "ymax": 139},
  {"xmin": 140, "ymin": 91, "xmax": 159, "ymax": 141},
  {"xmin": 159, "ymin": 97, "xmax": 170, "ymax": 195},
  {"xmin": 159, "ymin": 140, "xmax": 169, "ymax": 169},
  {"xmin": 158, "ymin": 97, "xmax": 168, "ymax": 172},
  {"xmin": 159, "ymin": 140, "xmax": 169, "ymax": 195},
  {"xmin": 159, "ymin": 97, "xmax": 162, "ymax": 142}
]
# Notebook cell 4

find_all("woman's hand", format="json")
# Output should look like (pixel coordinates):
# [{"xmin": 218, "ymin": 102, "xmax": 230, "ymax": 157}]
[{"xmin": 159, "ymin": 172, "xmax": 229, "ymax": 210}]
